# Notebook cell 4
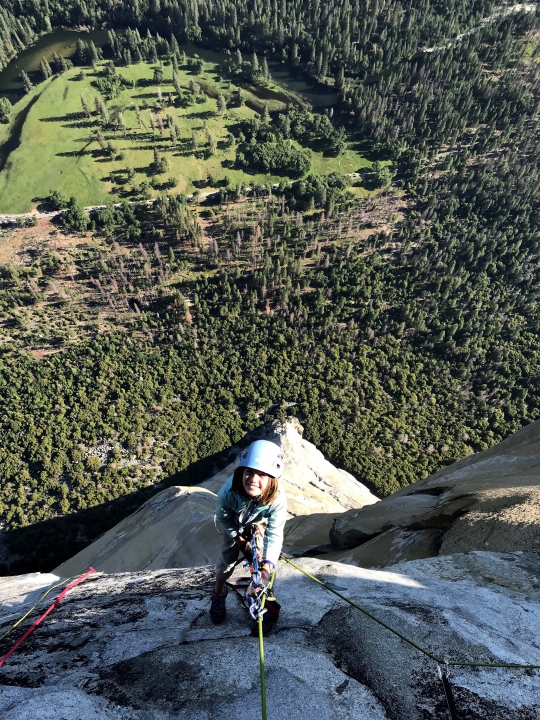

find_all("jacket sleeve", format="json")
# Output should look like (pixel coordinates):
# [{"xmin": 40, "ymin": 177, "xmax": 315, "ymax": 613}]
[
  {"xmin": 262, "ymin": 491, "xmax": 288, "ymax": 567},
  {"xmin": 215, "ymin": 479, "xmax": 240, "ymax": 539}
]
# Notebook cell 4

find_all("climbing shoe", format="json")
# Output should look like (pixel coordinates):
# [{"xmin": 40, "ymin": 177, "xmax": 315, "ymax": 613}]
[{"xmin": 210, "ymin": 587, "xmax": 228, "ymax": 624}]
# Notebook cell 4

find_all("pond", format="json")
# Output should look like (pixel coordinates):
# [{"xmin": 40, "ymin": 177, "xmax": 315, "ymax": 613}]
[{"xmin": 0, "ymin": 28, "xmax": 108, "ymax": 97}]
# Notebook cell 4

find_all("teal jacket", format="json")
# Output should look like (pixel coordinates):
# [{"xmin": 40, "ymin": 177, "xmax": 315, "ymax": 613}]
[{"xmin": 215, "ymin": 475, "xmax": 288, "ymax": 567}]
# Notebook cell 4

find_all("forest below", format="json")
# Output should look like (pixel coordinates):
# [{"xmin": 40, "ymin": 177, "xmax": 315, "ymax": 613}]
[{"xmin": 0, "ymin": 0, "xmax": 539, "ymax": 572}]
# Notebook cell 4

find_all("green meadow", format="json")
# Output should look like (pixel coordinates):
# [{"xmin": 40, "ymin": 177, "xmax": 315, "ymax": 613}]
[{"xmin": 0, "ymin": 51, "xmax": 373, "ymax": 213}]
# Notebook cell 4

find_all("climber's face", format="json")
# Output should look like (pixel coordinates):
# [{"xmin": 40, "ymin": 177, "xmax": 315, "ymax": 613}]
[{"xmin": 242, "ymin": 468, "xmax": 270, "ymax": 497}]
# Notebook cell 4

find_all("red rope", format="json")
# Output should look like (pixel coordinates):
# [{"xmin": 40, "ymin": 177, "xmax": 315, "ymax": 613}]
[{"xmin": 0, "ymin": 567, "xmax": 97, "ymax": 668}]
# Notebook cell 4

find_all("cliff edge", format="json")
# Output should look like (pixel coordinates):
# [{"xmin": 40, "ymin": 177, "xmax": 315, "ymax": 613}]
[
  {"xmin": 328, "ymin": 418, "xmax": 540, "ymax": 568},
  {"xmin": 1, "ymin": 553, "xmax": 539, "ymax": 719}
]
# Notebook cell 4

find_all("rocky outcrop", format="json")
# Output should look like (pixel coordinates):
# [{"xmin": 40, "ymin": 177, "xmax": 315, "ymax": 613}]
[
  {"xmin": 200, "ymin": 418, "xmax": 378, "ymax": 515},
  {"xmin": 54, "ymin": 420, "xmax": 377, "ymax": 576},
  {"xmin": 1, "ymin": 553, "xmax": 539, "ymax": 719},
  {"xmin": 54, "ymin": 486, "xmax": 221, "ymax": 576},
  {"xmin": 329, "ymin": 419, "xmax": 540, "ymax": 567}
]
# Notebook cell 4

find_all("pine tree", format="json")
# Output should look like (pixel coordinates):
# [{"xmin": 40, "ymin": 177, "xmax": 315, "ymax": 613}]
[
  {"xmin": 261, "ymin": 102, "xmax": 270, "ymax": 124},
  {"xmin": 96, "ymin": 128, "xmax": 106, "ymax": 150},
  {"xmin": 89, "ymin": 40, "xmax": 100, "ymax": 64},
  {"xmin": 80, "ymin": 95, "xmax": 91, "ymax": 118},
  {"xmin": 316, "ymin": 51, "xmax": 323, "ymax": 75},
  {"xmin": 98, "ymin": 98, "xmax": 109, "ymax": 124},
  {"xmin": 75, "ymin": 39, "xmax": 89, "ymax": 65},
  {"xmin": 40, "ymin": 57, "xmax": 52, "ymax": 80},
  {"xmin": 261, "ymin": 56, "xmax": 269, "ymax": 82},
  {"xmin": 283, "ymin": 114, "xmax": 291, "ymax": 137},
  {"xmin": 20, "ymin": 70, "xmax": 33, "ymax": 94},
  {"xmin": 118, "ymin": 111, "xmax": 126, "ymax": 137},
  {"xmin": 191, "ymin": 130, "xmax": 198, "ymax": 150},
  {"xmin": 251, "ymin": 52, "xmax": 259, "ymax": 76},
  {"xmin": 52, "ymin": 52, "xmax": 62, "ymax": 74},
  {"xmin": 217, "ymin": 94, "xmax": 227, "ymax": 115},
  {"xmin": 321, "ymin": 55, "xmax": 328, "ymax": 78},
  {"xmin": 108, "ymin": 29, "xmax": 118, "ymax": 58},
  {"xmin": 335, "ymin": 66, "xmax": 345, "ymax": 91},
  {"xmin": 173, "ymin": 72, "xmax": 182, "ymax": 98}
]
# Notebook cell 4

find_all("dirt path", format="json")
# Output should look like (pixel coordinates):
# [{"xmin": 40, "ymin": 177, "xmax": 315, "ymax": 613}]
[{"xmin": 0, "ymin": 173, "xmax": 372, "ymax": 224}]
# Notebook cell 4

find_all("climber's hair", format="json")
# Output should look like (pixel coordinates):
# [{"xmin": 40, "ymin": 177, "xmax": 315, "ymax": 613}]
[{"xmin": 232, "ymin": 466, "xmax": 280, "ymax": 506}]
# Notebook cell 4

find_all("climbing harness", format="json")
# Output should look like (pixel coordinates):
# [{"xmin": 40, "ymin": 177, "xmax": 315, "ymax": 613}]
[
  {"xmin": 282, "ymin": 557, "xmax": 540, "ymax": 720},
  {"xmin": 0, "ymin": 567, "xmax": 99, "ymax": 668}
]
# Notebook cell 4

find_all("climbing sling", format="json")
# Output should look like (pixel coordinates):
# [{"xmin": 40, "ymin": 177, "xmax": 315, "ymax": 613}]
[
  {"xmin": 0, "ymin": 568, "xmax": 99, "ymax": 668},
  {"xmin": 439, "ymin": 664, "xmax": 459, "ymax": 720}
]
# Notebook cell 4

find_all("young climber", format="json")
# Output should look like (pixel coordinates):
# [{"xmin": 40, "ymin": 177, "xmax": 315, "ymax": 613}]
[{"xmin": 210, "ymin": 439, "xmax": 287, "ymax": 633}]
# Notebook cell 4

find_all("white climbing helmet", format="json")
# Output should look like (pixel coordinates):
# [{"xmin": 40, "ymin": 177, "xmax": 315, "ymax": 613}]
[{"xmin": 238, "ymin": 440, "xmax": 284, "ymax": 479}]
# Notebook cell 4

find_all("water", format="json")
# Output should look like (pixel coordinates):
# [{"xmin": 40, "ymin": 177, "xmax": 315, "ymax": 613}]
[
  {"xmin": 0, "ymin": 28, "xmax": 108, "ymax": 96},
  {"xmin": 0, "ymin": 30, "xmax": 330, "ymax": 109}
]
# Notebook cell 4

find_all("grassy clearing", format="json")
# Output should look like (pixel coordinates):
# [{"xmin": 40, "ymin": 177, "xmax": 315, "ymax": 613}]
[
  {"xmin": 0, "ymin": 50, "xmax": 373, "ymax": 213},
  {"xmin": 0, "ymin": 76, "xmax": 112, "ymax": 212}
]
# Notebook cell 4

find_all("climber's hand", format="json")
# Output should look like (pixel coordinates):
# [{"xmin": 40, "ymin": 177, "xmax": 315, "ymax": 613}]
[
  {"xmin": 252, "ymin": 565, "xmax": 270, "ymax": 594},
  {"xmin": 259, "ymin": 567, "xmax": 271, "ymax": 591},
  {"xmin": 235, "ymin": 534, "xmax": 248, "ymax": 552}
]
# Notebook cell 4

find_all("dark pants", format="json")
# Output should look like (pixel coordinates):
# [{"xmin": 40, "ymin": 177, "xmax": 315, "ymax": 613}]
[{"xmin": 215, "ymin": 522, "xmax": 266, "ymax": 581}]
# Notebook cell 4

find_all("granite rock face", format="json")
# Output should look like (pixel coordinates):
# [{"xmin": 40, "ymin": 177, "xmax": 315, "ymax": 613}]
[
  {"xmin": 329, "ymin": 418, "xmax": 540, "ymax": 567},
  {"xmin": 54, "ymin": 420, "xmax": 377, "ymax": 576},
  {"xmin": 1, "ymin": 553, "xmax": 539, "ymax": 719}
]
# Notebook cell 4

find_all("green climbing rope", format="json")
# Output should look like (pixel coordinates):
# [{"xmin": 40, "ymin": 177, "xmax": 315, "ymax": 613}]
[
  {"xmin": 257, "ymin": 570, "xmax": 276, "ymax": 720},
  {"xmin": 282, "ymin": 557, "xmax": 540, "ymax": 670}
]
